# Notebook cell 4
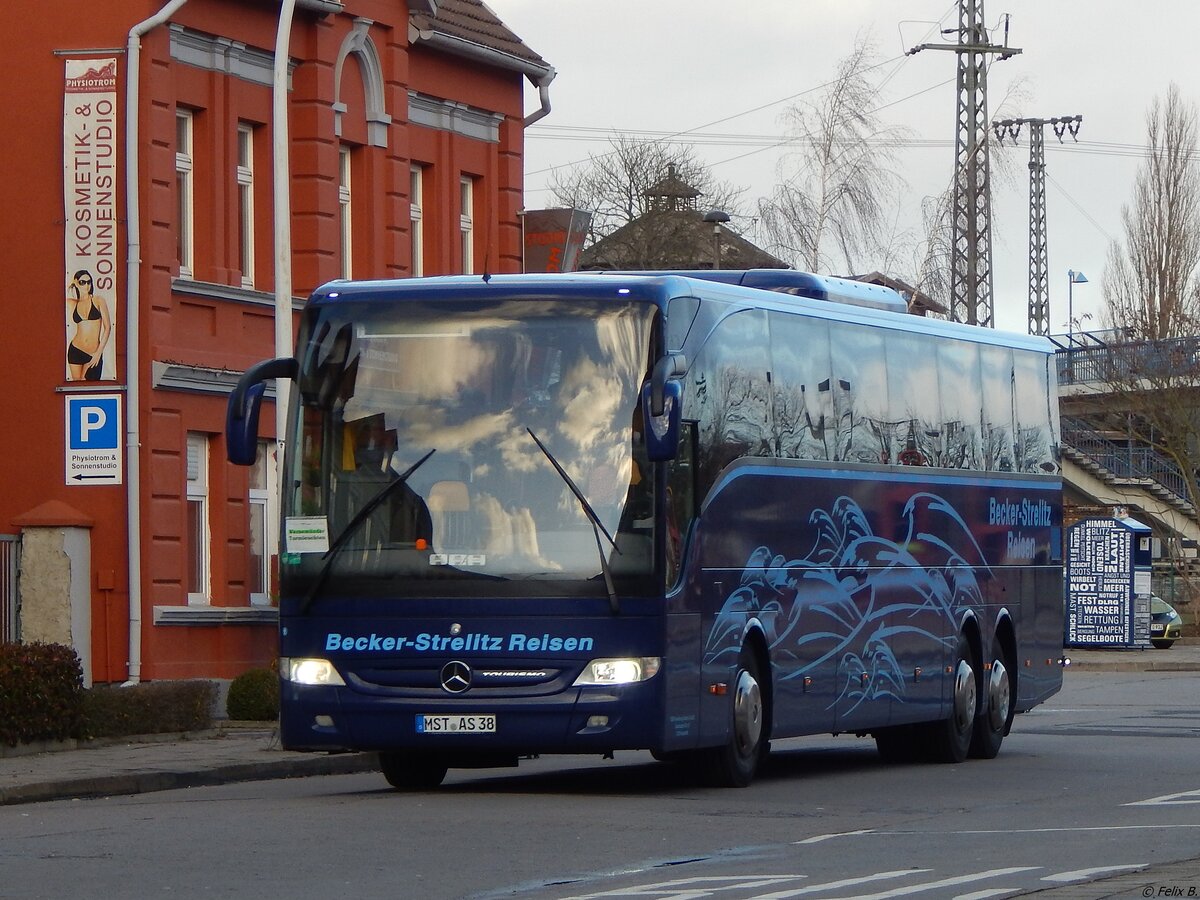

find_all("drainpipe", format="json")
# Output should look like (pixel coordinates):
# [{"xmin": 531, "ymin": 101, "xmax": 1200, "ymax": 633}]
[
  {"xmin": 523, "ymin": 68, "xmax": 556, "ymax": 127},
  {"xmin": 275, "ymin": 1, "xmax": 296, "ymax": 490},
  {"xmin": 124, "ymin": 0, "xmax": 189, "ymax": 686}
]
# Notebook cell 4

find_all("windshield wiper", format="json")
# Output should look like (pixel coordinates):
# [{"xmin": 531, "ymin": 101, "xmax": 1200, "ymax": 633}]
[
  {"xmin": 300, "ymin": 448, "xmax": 436, "ymax": 613},
  {"xmin": 526, "ymin": 428, "xmax": 621, "ymax": 615}
]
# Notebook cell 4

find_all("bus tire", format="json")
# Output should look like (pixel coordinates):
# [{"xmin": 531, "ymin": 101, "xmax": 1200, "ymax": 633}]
[
  {"xmin": 380, "ymin": 751, "xmax": 448, "ymax": 790},
  {"xmin": 928, "ymin": 633, "xmax": 977, "ymax": 764},
  {"xmin": 700, "ymin": 644, "xmax": 767, "ymax": 788},
  {"xmin": 969, "ymin": 638, "xmax": 1014, "ymax": 759}
]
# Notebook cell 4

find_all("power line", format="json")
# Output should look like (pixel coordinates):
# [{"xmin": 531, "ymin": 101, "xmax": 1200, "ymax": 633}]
[
  {"xmin": 529, "ymin": 126, "xmax": 1185, "ymax": 163},
  {"xmin": 1046, "ymin": 171, "xmax": 1117, "ymax": 243},
  {"xmin": 524, "ymin": 52, "xmax": 911, "ymax": 179}
]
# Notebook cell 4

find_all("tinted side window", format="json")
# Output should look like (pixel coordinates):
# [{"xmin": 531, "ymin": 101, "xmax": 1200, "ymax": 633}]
[
  {"xmin": 937, "ymin": 340, "xmax": 983, "ymax": 469},
  {"xmin": 829, "ymin": 321, "xmax": 889, "ymax": 464},
  {"xmin": 980, "ymin": 345, "xmax": 1016, "ymax": 471},
  {"xmin": 1013, "ymin": 350, "xmax": 1055, "ymax": 472},
  {"xmin": 685, "ymin": 309, "xmax": 771, "ymax": 498},
  {"xmin": 769, "ymin": 311, "xmax": 831, "ymax": 460},
  {"xmin": 884, "ymin": 329, "xmax": 941, "ymax": 466}
]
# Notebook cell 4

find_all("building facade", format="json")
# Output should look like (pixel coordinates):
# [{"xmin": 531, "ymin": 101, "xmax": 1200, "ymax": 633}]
[{"xmin": 0, "ymin": 0, "xmax": 550, "ymax": 683}]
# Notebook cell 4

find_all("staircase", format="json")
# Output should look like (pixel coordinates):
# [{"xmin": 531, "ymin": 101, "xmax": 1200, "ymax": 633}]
[{"xmin": 1060, "ymin": 416, "xmax": 1200, "ymax": 544}]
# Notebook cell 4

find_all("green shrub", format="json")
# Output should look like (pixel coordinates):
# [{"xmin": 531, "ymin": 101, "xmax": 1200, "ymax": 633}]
[
  {"xmin": 0, "ymin": 642, "xmax": 84, "ymax": 746},
  {"xmin": 79, "ymin": 680, "xmax": 216, "ymax": 739},
  {"xmin": 225, "ymin": 668, "xmax": 279, "ymax": 721}
]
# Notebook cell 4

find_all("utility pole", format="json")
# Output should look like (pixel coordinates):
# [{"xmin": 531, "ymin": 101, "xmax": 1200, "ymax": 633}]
[
  {"xmin": 908, "ymin": 1, "xmax": 1020, "ymax": 328},
  {"xmin": 993, "ymin": 115, "xmax": 1083, "ymax": 336}
]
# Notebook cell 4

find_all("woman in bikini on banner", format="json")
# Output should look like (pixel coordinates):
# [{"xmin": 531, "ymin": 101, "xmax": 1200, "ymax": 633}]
[{"xmin": 66, "ymin": 269, "xmax": 112, "ymax": 381}]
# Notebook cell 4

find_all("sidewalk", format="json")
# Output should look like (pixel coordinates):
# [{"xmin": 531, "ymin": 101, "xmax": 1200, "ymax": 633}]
[
  {"xmin": 1064, "ymin": 638, "xmax": 1200, "ymax": 673},
  {"xmin": 2, "ymin": 642, "xmax": 1198, "ymax": 808},
  {"xmin": 0, "ymin": 725, "xmax": 378, "ymax": 806}
]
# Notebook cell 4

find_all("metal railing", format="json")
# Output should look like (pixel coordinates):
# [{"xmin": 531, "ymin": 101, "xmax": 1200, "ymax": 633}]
[
  {"xmin": 1060, "ymin": 416, "xmax": 1191, "ymax": 507},
  {"xmin": 0, "ymin": 534, "xmax": 18, "ymax": 643},
  {"xmin": 1056, "ymin": 332, "xmax": 1200, "ymax": 386}
]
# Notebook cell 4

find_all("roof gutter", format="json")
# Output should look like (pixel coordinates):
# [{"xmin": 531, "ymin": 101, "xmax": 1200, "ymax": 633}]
[
  {"xmin": 124, "ymin": 0, "xmax": 191, "ymax": 687},
  {"xmin": 408, "ymin": 27, "xmax": 555, "ymax": 126}
]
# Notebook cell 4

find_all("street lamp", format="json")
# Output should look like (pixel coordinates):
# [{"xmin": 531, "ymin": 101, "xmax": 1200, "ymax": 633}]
[
  {"xmin": 1067, "ymin": 269, "xmax": 1088, "ymax": 343},
  {"xmin": 703, "ymin": 209, "xmax": 729, "ymax": 269}
]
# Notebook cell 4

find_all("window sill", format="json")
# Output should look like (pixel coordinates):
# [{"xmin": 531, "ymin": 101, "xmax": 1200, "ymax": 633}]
[{"xmin": 154, "ymin": 605, "xmax": 278, "ymax": 626}]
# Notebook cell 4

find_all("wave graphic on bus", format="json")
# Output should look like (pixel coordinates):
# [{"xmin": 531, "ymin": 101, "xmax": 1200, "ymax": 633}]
[{"xmin": 704, "ymin": 492, "xmax": 991, "ymax": 713}]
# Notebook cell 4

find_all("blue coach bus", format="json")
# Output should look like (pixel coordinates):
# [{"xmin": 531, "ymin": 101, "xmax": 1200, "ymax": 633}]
[{"xmin": 227, "ymin": 270, "xmax": 1064, "ymax": 789}]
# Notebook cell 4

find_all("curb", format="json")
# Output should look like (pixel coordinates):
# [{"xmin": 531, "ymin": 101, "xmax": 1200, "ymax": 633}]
[
  {"xmin": 1068, "ymin": 660, "xmax": 1200, "ymax": 673},
  {"xmin": 0, "ymin": 751, "xmax": 380, "ymax": 807}
]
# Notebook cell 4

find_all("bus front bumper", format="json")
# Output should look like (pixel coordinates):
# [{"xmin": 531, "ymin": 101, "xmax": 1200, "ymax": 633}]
[{"xmin": 278, "ymin": 681, "xmax": 665, "ymax": 755}]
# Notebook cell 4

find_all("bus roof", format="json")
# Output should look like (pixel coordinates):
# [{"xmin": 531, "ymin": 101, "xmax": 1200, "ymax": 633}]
[
  {"xmin": 596, "ymin": 269, "xmax": 909, "ymax": 314},
  {"xmin": 307, "ymin": 273, "xmax": 1053, "ymax": 354}
]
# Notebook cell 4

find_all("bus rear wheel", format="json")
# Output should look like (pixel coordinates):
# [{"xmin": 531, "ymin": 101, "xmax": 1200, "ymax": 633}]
[
  {"xmin": 927, "ymin": 633, "xmax": 977, "ymax": 764},
  {"xmin": 700, "ymin": 645, "xmax": 767, "ymax": 788},
  {"xmin": 969, "ymin": 641, "xmax": 1014, "ymax": 759},
  {"xmin": 380, "ymin": 751, "xmax": 448, "ymax": 790}
]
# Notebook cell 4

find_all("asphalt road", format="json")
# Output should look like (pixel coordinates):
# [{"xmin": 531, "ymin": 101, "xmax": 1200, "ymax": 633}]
[{"xmin": 3, "ymin": 670, "xmax": 1198, "ymax": 900}]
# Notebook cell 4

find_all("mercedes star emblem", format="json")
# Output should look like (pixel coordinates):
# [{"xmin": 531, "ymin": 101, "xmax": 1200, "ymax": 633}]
[{"xmin": 440, "ymin": 660, "xmax": 472, "ymax": 694}]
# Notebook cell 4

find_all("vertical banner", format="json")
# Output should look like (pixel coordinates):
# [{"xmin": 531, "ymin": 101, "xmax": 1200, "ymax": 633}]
[
  {"xmin": 63, "ymin": 58, "xmax": 118, "ymax": 382},
  {"xmin": 522, "ymin": 209, "xmax": 591, "ymax": 273}
]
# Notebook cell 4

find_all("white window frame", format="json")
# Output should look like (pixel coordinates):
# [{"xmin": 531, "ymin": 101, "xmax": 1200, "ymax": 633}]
[
  {"xmin": 339, "ymin": 147, "xmax": 353, "ymax": 279},
  {"xmin": 248, "ymin": 438, "xmax": 275, "ymax": 605},
  {"xmin": 459, "ymin": 175, "xmax": 474, "ymax": 275},
  {"xmin": 410, "ymin": 165, "xmax": 424, "ymax": 277},
  {"xmin": 176, "ymin": 110, "xmax": 195, "ymax": 279},
  {"xmin": 186, "ymin": 432, "xmax": 210, "ymax": 605},
  {"xmin": 237, "ymin": 123, "xmax": 255, "ymax": 288}
]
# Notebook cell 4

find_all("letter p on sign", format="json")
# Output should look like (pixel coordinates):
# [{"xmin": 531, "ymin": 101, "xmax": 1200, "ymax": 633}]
[
  {"xmin": 65, "ymin": 393, "xmax": 123, "ymax": 485},
  {"xmin": 69, "ymin": 397, "xmax": 119, "ymax": 448}
]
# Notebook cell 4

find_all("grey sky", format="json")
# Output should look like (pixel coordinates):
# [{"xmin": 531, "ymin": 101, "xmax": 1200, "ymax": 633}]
[{"xmin": 488, "ymin": 0, "xmax": 1200, "ymax": 334}]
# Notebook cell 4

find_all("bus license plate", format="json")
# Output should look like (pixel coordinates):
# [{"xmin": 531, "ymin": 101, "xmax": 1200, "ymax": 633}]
[{"xmin": 416, "ymin": 714, "xmax": 496, "ymax": 734}]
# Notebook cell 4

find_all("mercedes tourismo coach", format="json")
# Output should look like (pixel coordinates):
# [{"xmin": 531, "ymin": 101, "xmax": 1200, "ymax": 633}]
[{"xmin": 227, "ymin": 270, "xmax": 1065, "ymax": 789}]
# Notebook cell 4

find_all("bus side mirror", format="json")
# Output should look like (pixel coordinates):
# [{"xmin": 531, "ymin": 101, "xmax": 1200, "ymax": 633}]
[
  {"xmin": 226, "ymin": 357, "xmax": 298, "ymax": 466},
  {"xmin": 642, "ymin": 380, "xmax": 681, "ymax": 462}
]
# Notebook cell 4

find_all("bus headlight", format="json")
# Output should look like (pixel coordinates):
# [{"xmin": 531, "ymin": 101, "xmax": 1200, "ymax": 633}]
[
  {"xmin": 573, "ymin": 657, "xmax": 661, "ymax": 686},
  {"xmin": 281, "ymin": 657, "xmax": 346, "ymax": 686}
]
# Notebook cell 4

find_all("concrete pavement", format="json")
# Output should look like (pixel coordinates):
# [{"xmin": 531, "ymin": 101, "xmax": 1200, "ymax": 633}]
[
  {"xmin": 0, "ymin": 724, "xmax": 379, "ymax": 806},
  {"xmin": 2, "ymin": 641, "xmax": 1198, "ymax": 808}
]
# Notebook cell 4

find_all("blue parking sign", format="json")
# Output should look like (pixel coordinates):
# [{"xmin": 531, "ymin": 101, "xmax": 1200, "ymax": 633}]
[
  {"xmin": 69, "ymin": 396, "xmax": 120, "ymax": 449},
  {"xmin": 65, "ymin": 393, "xmax": 122, "ymax": 484}
]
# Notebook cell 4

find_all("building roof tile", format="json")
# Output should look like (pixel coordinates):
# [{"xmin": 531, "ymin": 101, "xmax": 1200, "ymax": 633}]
[{"xmin": 411, "ymin": 0, "xmax": 548, "ymax": 71}]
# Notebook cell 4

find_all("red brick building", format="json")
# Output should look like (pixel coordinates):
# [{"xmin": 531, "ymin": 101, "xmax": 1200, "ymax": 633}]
[{"xmin": 0, "ymin": 0, "xmax": 551, "ymax": 683}]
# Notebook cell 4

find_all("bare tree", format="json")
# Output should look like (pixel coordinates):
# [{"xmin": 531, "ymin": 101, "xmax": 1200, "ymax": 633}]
[
  {"xmin": 547, "ymin": 135, "xmax": 746, "ymax": 248},
  {"xmin": 756, "ymin": 35, "xmax": 908, "ymax": 275},
  {"xmin": 1102, "ymin": 84, "xmax": 1200, "ymax": 339},
  {"xmin": 1088, "ymin": 334, "xmax": 1200, "ymax": 575},
  {"xmin": 1078, "ymin": 86, "xmax": 1200, "ymax": 588},
  {"xmin": 913, "ymin": 189, "xmax": 954, "ymax": 314}
]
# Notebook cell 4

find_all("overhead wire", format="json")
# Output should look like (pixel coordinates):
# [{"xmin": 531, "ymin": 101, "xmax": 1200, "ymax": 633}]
[{"xmin": 525, "ymin": 4, "xmax": 959, "ymax": 185}]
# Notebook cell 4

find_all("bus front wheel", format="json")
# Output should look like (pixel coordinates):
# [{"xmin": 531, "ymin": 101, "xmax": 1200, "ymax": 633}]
[
  {"xmin": 700, "ymin": 645, "xmax": 768, "ymax": 788},
  {"xmin": 380, "ymin": 751, "xmax": 448, "ymax": 790}
]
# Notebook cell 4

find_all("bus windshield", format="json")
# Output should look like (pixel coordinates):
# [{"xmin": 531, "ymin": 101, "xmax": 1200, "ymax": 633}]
[{"xmin": 284, "ymin": 296, "xmax": 659, "ymax": 600}]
